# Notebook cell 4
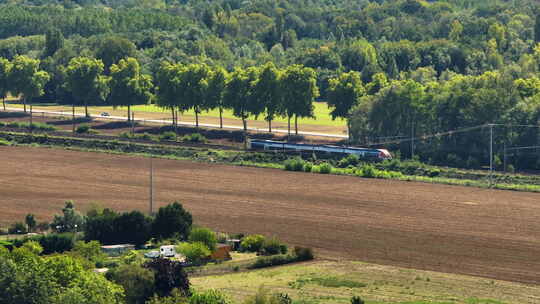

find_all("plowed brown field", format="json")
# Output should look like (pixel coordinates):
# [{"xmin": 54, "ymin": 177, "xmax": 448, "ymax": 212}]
[{"xmin": 1, "ymin": 146, "xmax": 539, "ymax": 284}]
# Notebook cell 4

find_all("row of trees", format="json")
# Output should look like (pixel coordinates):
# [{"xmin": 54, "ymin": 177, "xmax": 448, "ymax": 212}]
[{"xmin": 155, "ymin": 62, "xmax": 319, "ymax": 134}]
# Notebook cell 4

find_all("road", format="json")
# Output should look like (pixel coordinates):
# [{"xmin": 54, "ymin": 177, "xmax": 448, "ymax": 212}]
[{"xmin": 6, "ymin": 107, "xmax": 348, "ymax": 139}]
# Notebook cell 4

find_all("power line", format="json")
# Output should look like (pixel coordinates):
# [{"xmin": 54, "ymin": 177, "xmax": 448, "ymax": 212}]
[{"xmin": 363, "ymin": 124, "xmax": 488, "ymax": 147}]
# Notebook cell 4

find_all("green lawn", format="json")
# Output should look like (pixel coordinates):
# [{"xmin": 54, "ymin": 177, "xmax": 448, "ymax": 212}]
[
  {"xmin": 191, "ymin": 260, "xmax": 537, "ymax": 304},
  {"xmin": 7, "ymin": 101, "xmax": 346, "ymax": 128},
  {"xmin": 129, "ymin": 102, "xmax": 346, "ymax": 127}
]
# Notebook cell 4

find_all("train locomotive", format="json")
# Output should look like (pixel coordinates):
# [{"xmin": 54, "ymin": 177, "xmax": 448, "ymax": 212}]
[{"xmin": 248, "ymin": 139, "xmax": 392, "ymax": 160}]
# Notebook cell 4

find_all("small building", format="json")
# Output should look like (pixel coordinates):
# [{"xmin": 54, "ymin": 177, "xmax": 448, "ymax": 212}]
[
  {"xmin": 211, "ymin": 244, "xmax": 232, "ymax": 261},
  {"xmin": 101, "ymin": 244, "xmax": 135, "ymax": 256},
  {"xmin": 226, "ymin": 239, "xmax": 241, "ymax": 251},
  {"xmin": 160, "ymin": 245, "xmax": 176, "ymax": 257}
]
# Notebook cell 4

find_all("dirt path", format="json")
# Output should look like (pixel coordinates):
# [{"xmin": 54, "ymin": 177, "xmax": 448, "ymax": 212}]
[{"xmin": 0, "ymin": 146, "xmax": 539, "ymax": 284}]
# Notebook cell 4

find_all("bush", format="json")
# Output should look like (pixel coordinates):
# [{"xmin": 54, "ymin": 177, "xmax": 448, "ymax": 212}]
[
  {"xmin": 8, "ymin": 222, "xmax": 27, "ymax": 234},
  {"xmin": 357, "ymin": 164, "xmax": 377, "ymax": 178},
  {"xmin": 338, "ymin": 154, "xmax": 360, "ymax": 168},
  {"xmin": 294, "ymin": 246, "xmax": 314, "ymax": 261},
  {"xmin": 189, "ymin": 289, "xmax": 232, "ymax": 304},
  {"xmin": 159, "ymin": 131, "xmax": 177, "ymax": 141},
  {"xmin": 189, "ymin": 227, "xmax": 217, "ymax": 251},
  {"xmin": 351, "ymin": 296, "xmax": 365, "ymax": 304},
  {"xmin": 240, "ymin": 234, "xmax": 266, "ymax": 252},
  {"xmin": 13, "ymin": 233, "xmax": 75, "ymax": 254},
  {"xmin": 107, "ymin": 264, "xmax": 156, "ymax": 304},
  {"xmin": 152, "ymin": 202, "xmax": 193, "ymax": 240},
  {"xmin": 303, "ymin": 162, "xmax": 313, "ymax": 172},
  {"xmin": 311, "ymin": 165, "xmax": 320, "ymax": 173},
  {"xmin": 249, "ymin": 254, "xmax": 296, "ymax": 269},
  {"xmin": 72, "ymin": 240, "xmax": 106, "ymax": 266},
  {"xmin": 182, "ymin": 133, "xmax": 207, "ymax": 143},
  {"xmin": 319, "ymin": 162, "xmax": 333, "ymax": 174},
  {"xmin": 178, "ymin": 242, "xmax": 210, "ymax": 265},
  {"xmin": 22, "ymin": 240, "xmax": 43, "ymax": 255},
  {"xmin": 261, "ymin": 237, "xmax": 286, "ymax": 255},
  {"xmin": 76, "ymin": 124, "xmax": 91, "ymax": 134},
  {"xmin": 284, "ymin": 158, "xmax": 305, "ymax": 171}
]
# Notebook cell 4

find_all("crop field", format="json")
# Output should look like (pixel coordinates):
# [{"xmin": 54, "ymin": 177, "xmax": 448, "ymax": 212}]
[
  {"xmin": 192, "ymin": 260, "xmax": 540, "ymax": 304},
  {"xmin": 0, "ymin": 146, "xmax": 539, "ymax": 285},
  {"xmin": 5, "ymin": 101, "xmax": 347, "ymax": 135}
]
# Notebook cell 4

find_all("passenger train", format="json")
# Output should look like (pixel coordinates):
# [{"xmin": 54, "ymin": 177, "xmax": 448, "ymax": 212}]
[{"xmin": 248, "ymin": 139, "xmax": 392, "ymax": 160}]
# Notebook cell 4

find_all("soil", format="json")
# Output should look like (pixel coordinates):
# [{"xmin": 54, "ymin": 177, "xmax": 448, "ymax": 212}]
[{"xmin": 0, "ymin": 146, "xmax": 539, "ymax": 284}]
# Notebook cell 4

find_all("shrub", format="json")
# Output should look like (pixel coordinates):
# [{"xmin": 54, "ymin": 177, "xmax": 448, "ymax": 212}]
[
  {"xmin": 0, "ymin": 138, "xmax": 11, "ymax": 146},
  {"xmin": 107, "ymin": 264, "xmax": 156, "ymax": 304},
  {"xmin": 8, "ymin": 222, "xmax": 27, "ymax": 234},
  {"xmin": 249, "ymin": 254, "xmax": 296, "ymax": 269},
  {"xmin": 178, "ymin": 242, "xmax": 210, "ymax": 265},
  {"xmin": 303, "ymin": 162, "xmax": 313, "ymax": 172},
  {"xmin": 338, "ymin": 154, "xmax": 359, "ymax": 168},
  {"xmin": 351, "ymin": 296, "xmax": 365, "ymax": 304},
  {"xmin": 294, "ymin": 246, "xmax": 314, "ymax": 261},
  {"xmin": 311, "ymin": 165, "xmax": 320, "ymax": 173},
  {"xmin": 22, "ymin": 240, "xmax": 43, "ymax": 255},
  {"xmin": 182, "ymin": 133, "xmax": 207, "ymax": 143},
  {"xmin": 284, "ymin": 158, "xmax": 305, "ymax": 171},
  {"xmin": 240, "ymin": 234, "xmax": 266, "ymax": 252},
  {"xmin": 261, "ymin": 237, "xmax": 286, "ymax": 255},
  {"xmin": 189, "ymin": 289, "xmax": 231, "ymax": 304},
  {"xmin": 72, "ymin": 240, "xmax": 106, "ymax": 266},
  {"xmin": 159, "ymin": 131, "xmax": 177, "ymax": 141},
  {"xmin": 13, "ymin": 233, "xmax": 75, "ymax": 254},
  {"xmin": 189, "ymin": 227, "xmax": 217, "ymax": 251},
  {"xmin": 357, "ymin": 164, "xmax": 377, "ymax": 178},
  {"xmin": 507, "ymin": 164, "xmax": 515, "ymax": 173},
  {"xmin": 152, "ymin": 202, "xmax": 193, "ymax": 240},
  {"xmin": 319, "ymin": 162, "xmax": 333, "ymax": 174},
  {"xmin": 76, "ymin": 124, "xmax": 91, "ymax": 134}
]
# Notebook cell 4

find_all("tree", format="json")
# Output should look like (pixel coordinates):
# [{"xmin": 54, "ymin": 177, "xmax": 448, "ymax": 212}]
[
  {"xmin": 252, "ymin": 62, "xmax": 283, "ymax": 132},
  {"xmin": 0, "ymin": 247, "xmax": 124, "ymax": 304},
  {"xmin": 281, "ymin": 65, "xmax": 319, "ymax": 135},
  {"xmin": 188, "ymin": 227, "xmax": 217, "ymax": 251},
  {"xmin": 206, "ymin": 66, "xmax": 228, "ymax": 128},
  {"xmin": 96, "ymin": 36, "xmax": 136, "ymax": 73},
  {"xmin": 64, "ymin": 57, "xmax": 108, "ymax": 117},
  {"xmin": 9, "ymin": 55, "xmax": 49, "ymax": 113},
  {"xmin": 177, "ymin": 242, "xmax": 211, "ymax": 265},
  {"xmin": 114, "ymin": 211, "xmax": 152, "ymax": 246},
  {"xmin": 44, "ymin": 28, "xmax": 64, "ymax": 58},
  {"xmin": 152, "ymin": 202, "xmax": 192, "ymax": 240},
  {"xmin": 109, "ymin": 57, "xmax": 153, "ymax": 121},
  {"xmin": 155, "ymin": 61, "xmax": 187, "ymax": 131},
  {"xmin": 144, "ymin": 258, "xmax": 191, "ymax": 298},
  {"xmin": 0, "ymin": 58, "xmax": 11, "ymax": 110},
  {"xmin": 180, "ymin": 64, "xmax": 212, "ymax": 128},
  {"xmin": 71, "ymin": 240, "xmax": 106, "ymax": 266},
  {"xmin": 327, "ymin": 71, "xmax": 365, "ymax": 138},
  {"xmin": 223, "ymin": 67, "xmax": 260, "ymax": 132},
  {"xmin": 50, "ymin": 201, "xmax": 85, "ymax": 233},
  {"xmin": 25, "ymin": 213, "xmax": 36, "ymax": 232},
  {"xmin": 534, "ymin": 14, "xmax": 540, "ymax": 44},
  {"xmin": 107, "ymin": 264, "xmax": 155, "ymax": 304}
]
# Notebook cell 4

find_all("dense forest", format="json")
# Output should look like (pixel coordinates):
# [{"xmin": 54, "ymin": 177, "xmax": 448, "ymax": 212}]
[{"xmin": 1, "ymin": 0, "xmax": 540, "ymax": 169}]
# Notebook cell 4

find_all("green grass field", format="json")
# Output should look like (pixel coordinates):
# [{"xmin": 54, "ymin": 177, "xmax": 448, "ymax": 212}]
[
  {"xmin": 191, "ymin": 260, "xmax": 538, "ymax": 304},
  {"xmin": 6, "ymin": 100, "xmax": 346, "ymax": 128}
]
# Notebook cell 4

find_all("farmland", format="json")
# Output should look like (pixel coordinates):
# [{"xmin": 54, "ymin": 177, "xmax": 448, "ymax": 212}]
[{"xmin": 0, "ymin": 146, "xmax": 539, "ymax": 285}]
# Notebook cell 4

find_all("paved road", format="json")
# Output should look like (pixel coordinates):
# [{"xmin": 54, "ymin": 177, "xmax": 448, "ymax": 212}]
[{"xmin": 6, "ymin": 107, "xmax": 348, "ymax": 139}]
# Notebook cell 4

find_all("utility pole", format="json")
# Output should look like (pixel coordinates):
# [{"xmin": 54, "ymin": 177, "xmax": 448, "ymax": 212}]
[{"xmin": 149, "ymin": 157, "xmax": 154, "ymax": 215}]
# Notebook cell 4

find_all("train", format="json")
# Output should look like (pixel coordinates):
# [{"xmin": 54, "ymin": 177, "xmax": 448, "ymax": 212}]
[{"xmin": 248, "ymin": 139, "xmax": 392, "ymax": 160}]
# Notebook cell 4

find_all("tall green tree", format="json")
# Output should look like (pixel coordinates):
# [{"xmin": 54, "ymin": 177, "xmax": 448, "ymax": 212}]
[
  {"xmin": 9, "ymin": 55, "xmax": 49, "ymax": 113},
  {"xmin": 155, "ymin": 61, "xmax": 187, "ymax": 130},
  {"xmin": 109, "ymin": 57, "xmax": 153, "ymax": 121},
  {"xmin": 181, "ymin": 64, "xmax": 212, "ymax": 128},
  {"xmin": 50, "ymin": 201, "xmax": 85, "ymax": 233},
  {"xmin": 223, "ymin": 67, "xmax": 261, "ymax": 132},
  {"xmin": 25, "ymin": 213, "xmax": 36, "ymax": 232},
  {"xmin": 281, "ymin": 65, "xmax": 319, "ymax": 135},
  {"xmin": 0, "ymin": 58, "xmax": 11, "ymax": 110},
  {"xmin": 96, "ymin": 36, "xmax": 136, "ymax": 74},
  {"xmin": 252, "ymin": 62, "xmax": 283, "ymax": 132},
  {"xmin": 151, "ymin": 202, "xmax": 192, "ymax": 240},
  {"xmin": 64, "ymin": 57, "xmax": 108, "ymax": 117},
  {"xmin": 206, "ymin": 66, "xmax": 228, "ymax": 129},
  {"xmin": 327, "ymin": 71, "xmax": 365, "ymax": 138},
  {"xmin": 44, "ymin": 28, "xmax": 64, "ymax": 58}
]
